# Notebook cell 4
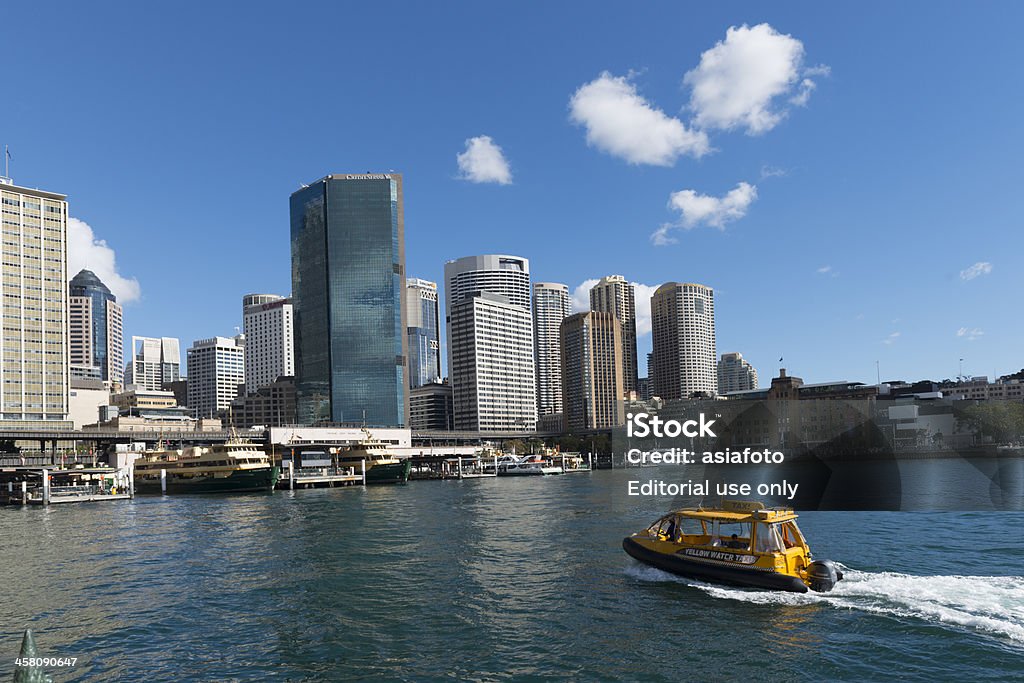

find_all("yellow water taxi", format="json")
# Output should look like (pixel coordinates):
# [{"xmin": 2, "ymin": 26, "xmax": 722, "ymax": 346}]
[{"xmin": 623, "ymin": 500, "xmax": 843, "ymax": 593}]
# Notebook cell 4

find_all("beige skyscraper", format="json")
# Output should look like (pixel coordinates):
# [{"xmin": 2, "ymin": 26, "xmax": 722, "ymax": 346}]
[
  {"xmin": 589, "ymin": 275, "xmax": 638, "ymax": 395},
  {"xmin": 651, "ymin": 282, "xmax": 717, "ymax": 400},
  {"xmin": 560, "ymin": 311, "xmax": 625, "ymax": 431},
  {"xmin": 0, "ymin": 178, "xmax": 69, "ymax": 424}
]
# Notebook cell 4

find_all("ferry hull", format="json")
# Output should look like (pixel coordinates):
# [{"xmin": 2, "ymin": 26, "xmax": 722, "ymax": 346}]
[
  {"xmin": 135, "ymin": 466, "xmax": 280, "ymax": 494},
  {"xmin": 364, "ymin": 460, "xmax": 411, "ymax": 485},
  {"xmin": 622, "ymin": 536, "xmax": 808, "ymax": 593}
]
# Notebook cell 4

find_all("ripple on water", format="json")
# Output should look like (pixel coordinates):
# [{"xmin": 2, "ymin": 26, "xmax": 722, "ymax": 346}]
[{"xmin": 1, "ymin": 472, "xmax": 1023, "ymax": 682}]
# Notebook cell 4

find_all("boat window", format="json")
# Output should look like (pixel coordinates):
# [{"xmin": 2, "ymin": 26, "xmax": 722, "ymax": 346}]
[
  {"xmin": 647, "ymin": 516, "xmax": 676, "ymax": 539},
  {"xmin": 676, "ymin": 516, "xmax": 703, "ymax": 537},
  {"xmin": 780, "ymin": 521, "xmax": 806, "ymax": 549},
  {"xmin": 710, "ymin": 521, "xmax": 752, "ymax": 550},
  {"xmin": 754, "ymin": 523, "xmax": 784, "ymax": 553}
]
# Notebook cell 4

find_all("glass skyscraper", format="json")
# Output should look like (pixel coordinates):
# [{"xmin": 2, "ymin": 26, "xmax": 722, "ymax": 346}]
[
  {"xmin": 69, "ymin": 269, "xmax": 124, "ymax": 385},
  {"xmin": 406, "ymin": 278, "xmax": 440, "ymax": 388},
  {"xmin": 290, "ymin": 173, "xmax": 408, "ymax": 426}
]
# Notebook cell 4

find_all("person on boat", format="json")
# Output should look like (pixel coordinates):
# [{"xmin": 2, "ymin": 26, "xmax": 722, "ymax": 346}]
[{"xmin": 726, "ymin": 533, "xmax": 746, "ymax": 549}]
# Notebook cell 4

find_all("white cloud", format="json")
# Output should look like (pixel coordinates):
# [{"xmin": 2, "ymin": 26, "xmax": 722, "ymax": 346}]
[
  {"xmin": 571, "ymin": 279, "xmax": 599, "ymax": 313},
  {"xmin": 631, "ymin": 283, "xmax": 659, "ymax": 336},
  {"xmin": 456, "ymin": 135, "xmax": 512, "ymax": 185},
  {"xmin": 760, "ymin": 165, "xmax": 787, "ymax": 179},
  {"xmin": 571, "ymin": 279, "xmax": 658, "ymax": 337},
  {"xmin": 960, "ymin": 261, "xmax": 992, "ymax": 281},
  {"xmin": 651, "ymin": 182, "xmax": 757, "ymax": 244},
  {"xmin": 684, "ymin": 23, "xmax": 827, "ymax": 135},
  {"xmin": 816, "ymin": 265, "xmax": 839, "ymax": 278},
  {"xmin": 650, "ymin": 224, "xmax": 677, "ymax": 246},
  {"xmin": 67, "ymin": 217, "xmax": 141, "ymax": 303},
  {"xmin": 569, "ymin": 71, "xmax": 710, "ymax": 166},
  {"xmin": 882, "ymin": 331, "xmax": 901, "ymax": 345},
  {"xmin": 957, "ymin": 327, "xmax": 984, "ymax": 341},
  {"xmin": 790, "ymin": 78, "xmax": 816, "ymax": 107}
]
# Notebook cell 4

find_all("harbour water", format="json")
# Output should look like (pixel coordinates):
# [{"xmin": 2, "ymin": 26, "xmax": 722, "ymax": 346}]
[{"xmin": 2, "ymin": 466, "xmax": 1023, "ymax": 681}]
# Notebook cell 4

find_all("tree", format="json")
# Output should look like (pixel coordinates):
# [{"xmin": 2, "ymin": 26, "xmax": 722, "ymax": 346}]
[{"xmin": 955, "ymin": 402, "xmax": 1024, "ymax": 445}]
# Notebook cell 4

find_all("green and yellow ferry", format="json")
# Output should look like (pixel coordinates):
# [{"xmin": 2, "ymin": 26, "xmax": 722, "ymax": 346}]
[
  {"xmin": 623, "ymin": 500, "xmax": 842, "ymax": 593},
  {"xmin": 335, "ymin": 429, "xmax": 411, "ymax": 485},
  {"xmin": 134, "ymin": 441, "xmax": 280, "ymax": 494}
]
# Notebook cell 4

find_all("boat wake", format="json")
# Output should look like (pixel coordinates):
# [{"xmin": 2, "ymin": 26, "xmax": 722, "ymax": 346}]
[{"xmin": 625, "ymin": 564, "xmax": 1024, "ymax": 644}]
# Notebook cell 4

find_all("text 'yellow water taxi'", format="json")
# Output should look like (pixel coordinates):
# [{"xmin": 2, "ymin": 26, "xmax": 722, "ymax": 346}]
[{"xmin": 623, "ymin": 500, "xmax": 842, "ymax": 593}]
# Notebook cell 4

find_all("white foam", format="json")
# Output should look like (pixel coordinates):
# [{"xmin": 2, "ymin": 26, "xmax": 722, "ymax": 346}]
[{"xmin": 625, "ymin": 562, "xmax": 1024, "ymax": 644}]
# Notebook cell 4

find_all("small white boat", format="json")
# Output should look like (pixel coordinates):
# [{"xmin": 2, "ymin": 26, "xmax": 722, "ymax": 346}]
[{"xmin": 496, "ymin": 453, "xmax": 563, "ymax": 476}]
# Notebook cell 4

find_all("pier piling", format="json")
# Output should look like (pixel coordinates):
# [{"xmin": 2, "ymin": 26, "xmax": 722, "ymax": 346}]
[{"xmin": 160, "ymin": 468, "xmax": 167, "ymax": 494}]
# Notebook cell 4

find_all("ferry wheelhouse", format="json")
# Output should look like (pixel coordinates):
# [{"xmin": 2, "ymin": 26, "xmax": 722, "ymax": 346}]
[{"xmin": 623, "ymin": 501, "xmax": 842, "ymax": 593}]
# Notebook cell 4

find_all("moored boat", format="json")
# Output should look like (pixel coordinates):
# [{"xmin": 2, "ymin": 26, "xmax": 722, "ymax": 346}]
[
  {"xmin": 496, "ymin": 453, "xmax": 563, "ymax": 476},
  {"xmin": 623, "ymin": 500, "xmax": 842, "ymax": 593},
  {"xmin": 133, "ymin": 441, "xmax": 280, "ymax": 494},
  {"xmin": 335, "ymin": 429, "xmax": 411, "ymax": 484}
]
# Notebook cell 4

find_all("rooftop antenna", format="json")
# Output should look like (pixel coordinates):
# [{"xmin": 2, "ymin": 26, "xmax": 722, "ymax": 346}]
[{"xmin": 2, "ymin": 145, "xmax": 10, "ymax": 183}]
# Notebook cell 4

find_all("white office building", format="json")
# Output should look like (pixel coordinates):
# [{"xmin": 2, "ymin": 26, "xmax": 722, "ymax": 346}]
[
  {"xmin": 718, "ymin": 352, "xmax": 758, "ymax": 394},
  {"xmin": 444, "ymin": 254, "xmax": 531, "ymax": 317},
  {"xmin": 187, "ymin": 335, "xmax": 245, "ymax": 418},
  {"xmin": 242, "ymin": 293, "xmax": 294, "ymax": 394},
  {"xmin": 126, "ymin": 336, "xmax": 181, "ymax": 391},
  {"xmin": 449, "ymin": 292, "xmax": 536, "ymax": 432},
  {"xmin": 533, "ymin": 282, "xmax": 570, "ymax": 418},
  {"xmin": 0, "ymin": 178, "xmax": 69, "ymax": 424},
  {"xmin": 444, "ymin": 255, "xmax": 535, "ymax": 432},
  {"xmin": 651, "ymin": 282, "xmax": 717, "ymax": 400}
]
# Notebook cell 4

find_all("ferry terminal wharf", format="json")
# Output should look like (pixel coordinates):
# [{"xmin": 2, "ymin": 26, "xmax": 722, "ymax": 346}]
[
  {"xmin": 408, "ymin": 453, "xmax": 499, "ymax": 480},
  {"xmin": 0, "ymin": 466, "xmax": 133, "ymax": 506}
]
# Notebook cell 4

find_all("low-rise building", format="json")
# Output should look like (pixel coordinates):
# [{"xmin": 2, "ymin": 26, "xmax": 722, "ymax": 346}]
[
  {"xmin": 68, "ymin": 379, "xmax": 111, "ymax": 430},
  {"xmin": 229, "ymin": 376, "xmax": 296, "ymax": 429},
  {"xmin": 410, "ymin": 382, "xmax": 454, "ymax": 431}
]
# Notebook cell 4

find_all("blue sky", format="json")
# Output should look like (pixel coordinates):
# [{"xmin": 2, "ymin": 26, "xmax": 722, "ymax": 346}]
[{"xmin": 5, "ymin": 2, "xmax": 1022, "ymax": 385}]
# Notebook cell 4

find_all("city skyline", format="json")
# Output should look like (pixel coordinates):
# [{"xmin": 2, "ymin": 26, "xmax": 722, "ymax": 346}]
[{"xmin": 8, "ymin": 4, "xmax": 1022, "ymax": 386}]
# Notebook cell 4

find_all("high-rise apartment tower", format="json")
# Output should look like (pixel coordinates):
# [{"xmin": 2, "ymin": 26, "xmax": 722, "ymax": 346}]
[
  {"xmin": 589, "ymin": 275, "xmax": 638, "ymax": 395},
  {"xmin": 651, "ymin": 282, "xmax": 717, "ymax": 400},
  {"xmin": 533, "ymin": 282, "xmax": 570, "ymax": 418}
]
